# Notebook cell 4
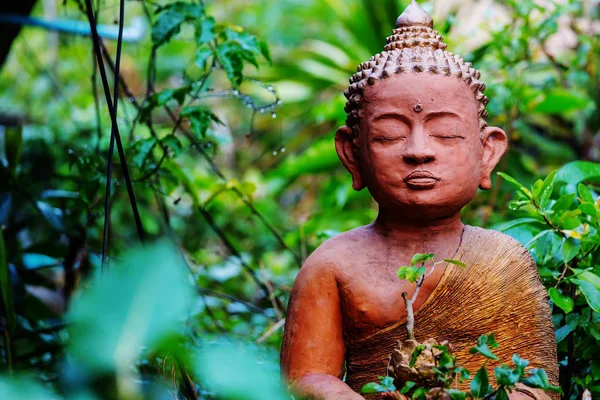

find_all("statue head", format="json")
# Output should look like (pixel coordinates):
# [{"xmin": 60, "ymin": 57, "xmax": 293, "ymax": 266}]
[{"xmin": 335, "ymin": 0, "xmax": 508, "ymax": 219}]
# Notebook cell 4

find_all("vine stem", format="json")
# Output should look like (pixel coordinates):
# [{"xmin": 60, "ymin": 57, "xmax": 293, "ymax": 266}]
[
  {"xmin": 83, "ymin": 0, "xmax": 145, "ymax": 255},
  {"xmin": 100, "ymin": 0, "xmax": 125, "ymax": 271},
  {"xmin": 403, "ymin": 260, "xmax": 441, "ymax": 341},
  {"xmin": 401, "ymin": 292, "xmax": 415, "ymax": 341}
]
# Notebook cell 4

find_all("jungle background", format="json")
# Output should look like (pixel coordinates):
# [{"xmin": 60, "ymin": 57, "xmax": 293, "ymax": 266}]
[{"xmin": 0, "ymin": 0, "xmax": 599, "ymax": 398}]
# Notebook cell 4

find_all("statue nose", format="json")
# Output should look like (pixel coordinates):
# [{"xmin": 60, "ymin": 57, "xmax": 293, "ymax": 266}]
[{"xmin": 402, "ymin": 135, "xmax": 437, "ymax": 165}]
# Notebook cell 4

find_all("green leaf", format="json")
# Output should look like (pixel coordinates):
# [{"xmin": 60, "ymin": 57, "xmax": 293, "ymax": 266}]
[
  {"xmin": 4, "ymin": 127, "xmax": 22, "ymax": 171},
  {"xmin": 379, "ymin": 376, "xmax": 397, "ymax": 391},
  {"xmin": 196, "ymin": 340, "xmax": 289, "ymax": 400},
  {"xmin": 181, "ymin": 106, "xmax": 224, "ymax": 138},
  {"xmin": 572, "ymin": 269, "xmax": 600, "ymax": 290},
  {"xmin": 361, "ymin": 382, "xmax": 386, "ymax": 394},
  {"xmin": 409, "ymin": 344, "xmax": 426, "ymax": 368},
  {"xmin": 538, "ymin": 171, "xmax": 557, "ymax": 209},
  {"xmin": 131, "ymin": 137, "xmax": 157, "ymax": 169},
  {"xmin": 469, "ymin": 334, "xmax": 499, "ymax": 360},
  {"xmin": 578, "ymin": 183, "xmax": 595, "ymax": 203},
  {"xmin": 259, "ymin": 40, "xmax": 272, "ymax": 64},
  {"xmin": 0, "ymin": 376, "xmax": 54, "ymax": 399},
  {"xmin": 161, "ymin": 136, "xmax": 183, "ymax": 157},
  {"xmin": 400, "ymin": 381, "xmax": 416, "ymax": 395},
  {"xmin": 556, "ymin": 161, "xmax": 600, "ymax": 186},
  {"xmin": 548, "ymin": 287, "xmax": 574, "ymax": 313},
  {"xmin": 573, "ymin": 279, "xmax": 600, "ymax": 312},
  {"xmin": 495, "ymin": 364, "xmax": 520, "ymax": 385},
  {"xmin": 405, "ymin": 266, "xmax": 426, "ymax": 283},
  {"xmin": 561, "ymin": 238, "xmax": 580, "ymax": 263},
  {"xmin": 470, "ymin": 366, "xmax": 490, "ymax": 398},
  {"xmin": 443, "ymin": 259, "xmax": 466, "ymax": 268},
  {"xmin": 36, "ymin": 201, "xmax": 65, "ymax": 232},
  {"xmin": 397, "ymin": 266, "xmax": 408, "ymax": 280},
  {"xmin": 22, "ymin": 253, "xmax": 60, "ymax": 270},
  {"xmin": 492, "ymin": 218, "xmax": 544, "ymax": 233},
  {"xmin": 447, "ymin": 389, "xmax": 467, "ymax": 400},
  {"xmin": 555, "ymin": 313, "xmax": 578, "ymax": 343},
  {"xmin": 152, "ymin": 2, "xmax": 204, "ymax": 48},
  {"xmin": 487, "ymin": 333, "xmax": 499, "ymax": 348},
  {"xmin": 512, "ymin": 354, "xmax": 529, "ymax": 375},
  {"xmin": 412, "ymin": 387, "xmax": 427, "ymax": 400},
  {"xmin": 67, "ymin": 241, "xmax": 195, "ymax": 372},
  {"xmin": 195, "ymin": 47, "xmax": 213, "ymax": 70},
  {"xmin": 533, "ymin": 88, "xmax": 591, "ymax": 114},
  {"xmin": 552, "ymin": 193, "xmax": 576, "ymax": 212},
  {"xmin": 578, "ymin": 202, "xmax": 596, "ymax": 218},
  {"xmin": 521, "ymin": 368, "xmax": 558, "ymax": 390},
  {"xmin": 498, "ymin": 172, "xmax": 525, "ymax": 190},
  {"xmin": 495, "ymin": 388, "xmax": 509, "ymax": 400},
  {"xmin": 411, "ymin": 253, "xmax": 434, "ymax": 266},
  {"xmin": 0, "ymin": 230, "xmax": 16, "ymax": 337},
  {"xmin": 195, "ymin": 16, "xmax": 215, "ymax": 44},
  {"xmin": 216, "ymin": 41, "xmax": 245, "ymax": 87},
  {"xmin": 454, "ymin": 366, "xmax": 471, "ymax": 382}
]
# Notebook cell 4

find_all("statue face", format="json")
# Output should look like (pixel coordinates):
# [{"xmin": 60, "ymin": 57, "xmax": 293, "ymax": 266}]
[{"xmin": 336, "ymin": 73, "xmax": 507, "ymax": 219}]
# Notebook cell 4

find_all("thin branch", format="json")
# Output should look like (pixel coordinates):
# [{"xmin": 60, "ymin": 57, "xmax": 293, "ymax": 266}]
[
  {"xmin": 100, "ymin": 0, "xmax": 126, "ymax": 271},
  {"xmin": 256, "ymin": 319, "xmax": 286, "ymax": 344},
  {"xmin": 83, "ymin": 0, "xmax": 145, "ymax": 248}
]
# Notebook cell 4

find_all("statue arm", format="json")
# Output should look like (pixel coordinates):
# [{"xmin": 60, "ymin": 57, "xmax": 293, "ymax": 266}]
[{"xmin": 281, "ymin": 258, "xmax": 362, "ymax": 400}]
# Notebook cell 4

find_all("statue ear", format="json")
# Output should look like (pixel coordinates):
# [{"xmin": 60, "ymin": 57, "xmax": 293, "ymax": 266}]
[
  {"xmin": 480, "ymin": 126, "xmax": 508, "ymax": 190},
  {"xmin": 335, "ymin": 126, "xmax": 365, "ymax": 191}
]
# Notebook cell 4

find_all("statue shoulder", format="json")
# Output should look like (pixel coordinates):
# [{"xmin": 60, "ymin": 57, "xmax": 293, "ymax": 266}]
[
  {"xmin": 299, "ymin": 225, "xmax": 372, "ymax": 277},
  {"xmin": 463, "ymin": 225, "xmax": 535, "ymax": 269}
]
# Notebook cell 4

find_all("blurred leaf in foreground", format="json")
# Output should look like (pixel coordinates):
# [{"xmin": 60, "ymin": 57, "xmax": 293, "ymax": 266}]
[
  {"xmin": 67, "ymin": 241, "xmax": 195, "ymax": 373},
  {"xmin": 0, "ymin": 376, "xmax": 55, "ymax": 399},
  {"xmin": 196, "ymin": 340, "xmax": 289, "ymax": 400}
]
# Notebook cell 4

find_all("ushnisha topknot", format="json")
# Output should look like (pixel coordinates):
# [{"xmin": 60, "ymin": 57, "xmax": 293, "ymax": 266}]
[{"xmin": 343, "ymin": 0, "xmax": 489, "ymax": 145}]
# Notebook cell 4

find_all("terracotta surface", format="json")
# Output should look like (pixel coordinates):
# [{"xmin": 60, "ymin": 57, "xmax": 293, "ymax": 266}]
[{"xmin": 280, "ymin": 2, "xmax": 558, "ymax": 399}]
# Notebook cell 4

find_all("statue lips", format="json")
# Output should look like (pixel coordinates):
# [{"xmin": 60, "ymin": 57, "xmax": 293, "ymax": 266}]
[{"xmin": 404, "ymin": 170, "xmax": 441, "ymax": 190}]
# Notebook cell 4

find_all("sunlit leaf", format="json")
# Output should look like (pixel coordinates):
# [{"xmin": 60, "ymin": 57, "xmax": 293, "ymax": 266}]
[
  {"xmin": 556, "ymin": 161, "xmax": 600, "ymax": 185},
  {"xmin": 67, "ymin": 241, "xmax": 195, "ymax": 372},
  {"xmin": 548, "ymin": 287, "xmax": 574, "ymax": 314},
  {"xmin": 533, "ymin": 89, "xmax": 591, "ymax": 114},
  {"xmin": 411, "ymin": 253, "xmax": 434, "ymax": 266},
  {"xmin": 444, "ymin": 259, "xmax": 466, "ymax": 268},
  {"xmin": 573, "ymin": 279, "xmax": 600, "ymax": 312}
]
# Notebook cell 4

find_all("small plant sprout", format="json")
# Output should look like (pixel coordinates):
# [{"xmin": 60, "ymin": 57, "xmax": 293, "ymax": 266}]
[{"xmin": 397, "ymin": 253, "xmax": 466, "ymax": 340}]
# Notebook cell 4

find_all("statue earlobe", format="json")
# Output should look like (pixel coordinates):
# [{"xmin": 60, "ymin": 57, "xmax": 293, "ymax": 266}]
[
  {"xmin": 335, "ymin": 126, "xmax": 365, "ymax": 191},
  {"xmin": 480, "ymin": 126, "xmax": 508, "ymax": 190}
]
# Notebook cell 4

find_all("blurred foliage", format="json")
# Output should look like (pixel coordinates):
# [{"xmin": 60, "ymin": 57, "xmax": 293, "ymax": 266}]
[{"xmin": 0, "ymin": 0, "xmax": 598, "ymax": 398}]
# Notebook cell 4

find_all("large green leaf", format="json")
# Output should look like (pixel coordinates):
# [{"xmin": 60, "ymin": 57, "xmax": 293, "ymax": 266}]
[
  {"xmin": 196, "ymin": 341, "xmax": 289, "ymax": 400},
  {"xmin": 0, "ymin": 377, "xmax": 55, "ymax": 399},
  {"xmin": 491, "ymin": 218, "xmax": 544, "ymax": 233},
  {"xmin": 573, "ymin": 279, "xmax": 600, "ymax": 313},
  {"xmin": 67, "ymin": 241, "xmax": 195, "ymax": 372},
  {"xmin": 533, "ymin": 89, "xmax": 591, "ymax": 114},
  {"xmin": 556, "ymin": 161, "xmax": 600, "ymax": 185},
  {"xmin": 470, "ymin": 366, "xmax": 490, "ymax": 398}
]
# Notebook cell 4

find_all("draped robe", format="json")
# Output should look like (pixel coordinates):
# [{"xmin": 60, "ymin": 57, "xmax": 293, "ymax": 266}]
[{"xmin": 343, "ymin": 226, "xmax": 559, "ymax": 399}]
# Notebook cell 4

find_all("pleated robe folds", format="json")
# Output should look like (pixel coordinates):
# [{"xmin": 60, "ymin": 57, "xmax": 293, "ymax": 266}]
[{"xmin": 344, "ymin": 226, "xmax": 559, "ymax": 399}]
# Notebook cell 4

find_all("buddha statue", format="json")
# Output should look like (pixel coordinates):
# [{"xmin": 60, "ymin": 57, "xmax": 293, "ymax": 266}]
[{"xmin": 280, "ymin": 1, "xmax": 559, "ymax": 399}]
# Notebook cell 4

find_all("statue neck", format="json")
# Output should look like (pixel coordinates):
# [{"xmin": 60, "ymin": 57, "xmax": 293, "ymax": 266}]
[{"xmin": 372, "ymin": 208, "xmax": 465, "ymax": 250}]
